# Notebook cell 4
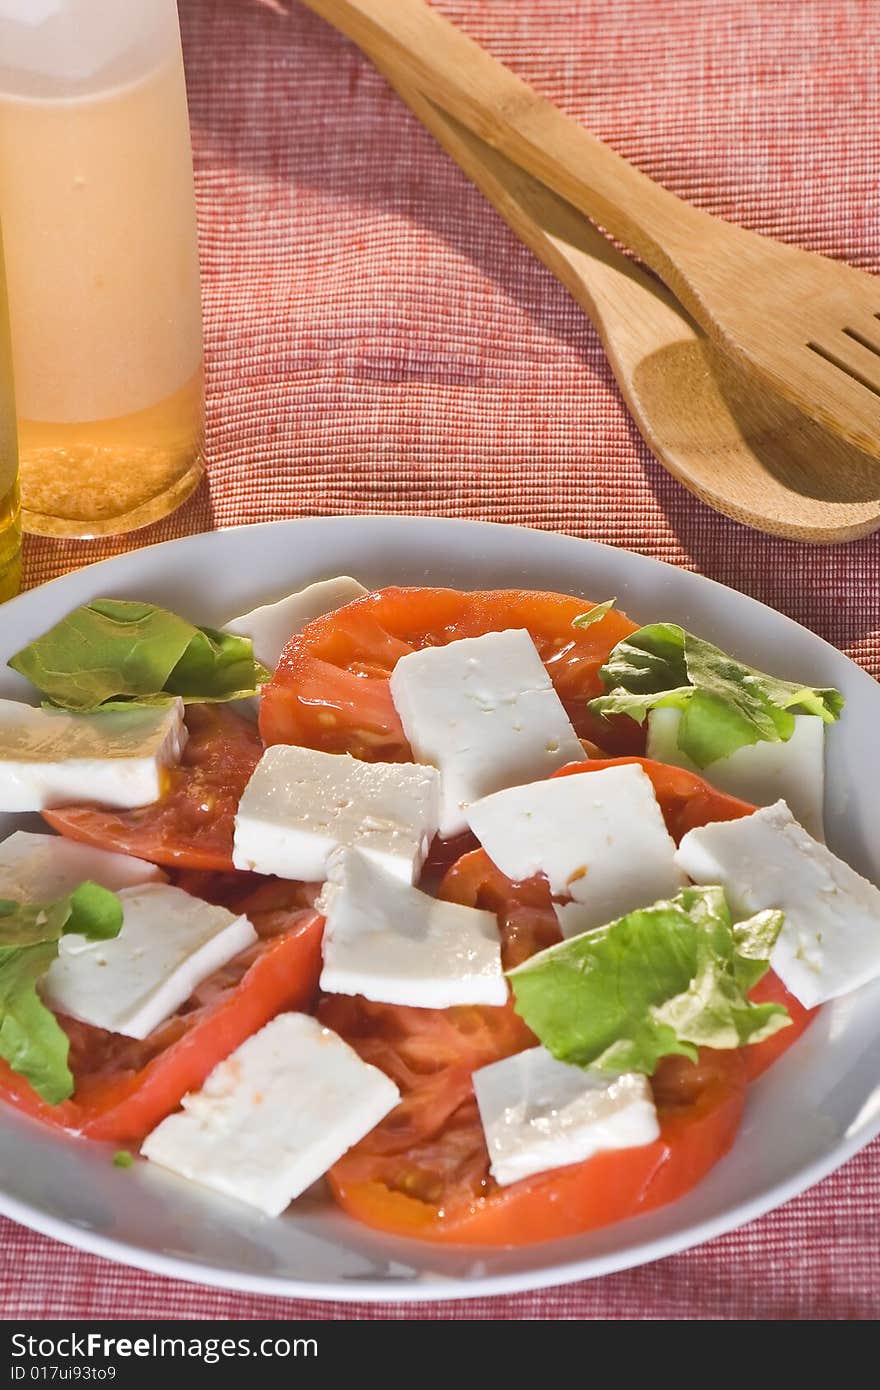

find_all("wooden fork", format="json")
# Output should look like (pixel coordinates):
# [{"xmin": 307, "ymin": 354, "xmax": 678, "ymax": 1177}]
[
  {"xmin": 301, "ymin": 0, "xmax": 880, "ymax": 458},
  {"xmin": 368, "ymin": 73, "xmax": 880, "ymax": 541}
]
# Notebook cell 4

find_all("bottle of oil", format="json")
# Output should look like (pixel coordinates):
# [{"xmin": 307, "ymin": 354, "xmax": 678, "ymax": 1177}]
[
  {"xmin": 0, "ymin": 1, "xmax": 203, "ymax": 539},
  {"xmin": 0, "ymin": 221, "xmax": 20, "ymax": 603}
]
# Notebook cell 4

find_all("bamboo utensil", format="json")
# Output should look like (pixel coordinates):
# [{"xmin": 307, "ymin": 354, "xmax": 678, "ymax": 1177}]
[
  {"xmin": 370, "ymin": 73, "xmax": 879, "ymax": 542},
  {"xmin": 301, "ymin": 0, "xmax": 880, "ymax": 459}
]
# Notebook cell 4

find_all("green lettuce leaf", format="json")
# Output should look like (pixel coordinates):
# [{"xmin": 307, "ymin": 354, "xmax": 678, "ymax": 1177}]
[
  {"xmin": 0, "ymin": 883, "xmax": 123, "ymax": 1104},
  {"xmin": 508, "ymin": 885, "xmax": 789, "ymax": 1076},
  {"xmin": 587, "ymin": 621, "xmax": 843, "ymax": 766},
  {"xmin": 8, "ymin": 599, "xmax": 270, "ymax": 711}
]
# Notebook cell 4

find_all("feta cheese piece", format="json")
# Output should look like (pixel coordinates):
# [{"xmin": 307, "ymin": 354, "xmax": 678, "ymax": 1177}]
[
  {"xmin": 389, "ymin": 629, "xmax": 585, "ymax": 837},
  {"xmin": 647, "ymin": 707, "xmax": 825, "ymax": 840},
  {"xmin": 319, "ymin": 850, "xmax": 507, "ymax": 1007},
  {"xmin": 473, "ymin": 1046, "xmax": 659, "ymax": 1186},
  {"xmin": 676, "ymin": 800, "xmax": 880, "ymax": 1008},
  {"xmin": 223, "ymin": 576, "xmax": 368, "ymax": 670},
  {"xmin": 44, "ymin": 884, "xmax": 257, "ymax": 1039},
  {"xmin": 0, "ymin": 830, "xmax": 165, "ymax": 901},
  {"xmin": 232, "ymin": 744, "xmax": 439, "ymax": 884},
  {"xmin": 467, "ymin": 762, "xmax": 686, "ymax": 936},
  {"xmin": 0, "ymin": 697, "xmax": 186, "ymax": 813},
  {"xmin": 141, "ymin": 1012, "xmax": 400, "ymax": 1216}
]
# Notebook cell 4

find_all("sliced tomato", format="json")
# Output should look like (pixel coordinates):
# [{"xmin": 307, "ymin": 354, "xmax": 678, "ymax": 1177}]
[
  {"xmin": 437, "ymin": 847, "xmax": 560, "ymax": 969},
  {"xmin": 417, "ymin": 830, "xmax": 481, "ymax": 895},
  {"xmin": 319, "ymin": 993, "xmax": 531, "ymax": 1172},
  {"xmin": 259, "ymin": 587, "xmax": 644, "ymax": 761},
  {"xmin": 0, "ymin": 884, "xmax": 324, "ymax": 1144},
  {"xmin": 43, "ymin": 703, "xmax": 262, "ymax": 872},
  {"xmin": 326, "ymin": 1047, "xmax": 746, "ymax": 1246},
  {"xmin": 168, "ymin": 868, "xmax": 322, "ymax": 916}
]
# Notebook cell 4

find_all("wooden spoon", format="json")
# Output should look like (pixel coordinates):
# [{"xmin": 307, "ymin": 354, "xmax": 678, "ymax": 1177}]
[
  {"xmin": 302, "ymin": 0, "xmax": 880, "ymax": 458},
  {"xmin": 369, "ymin": 75, "xmax": 879, "ymax": 542}
]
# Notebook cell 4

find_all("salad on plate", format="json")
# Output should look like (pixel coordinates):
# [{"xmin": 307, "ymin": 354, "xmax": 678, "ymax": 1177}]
[{"xmin": 0, "ymin": 574, "xmax": 873, "ymax": 1248}]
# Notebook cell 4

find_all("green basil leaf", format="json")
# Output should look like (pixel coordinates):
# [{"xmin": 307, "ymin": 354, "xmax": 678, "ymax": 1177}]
[{"xmin": 9, "ymin": 599, "xmax": 267, "ymax": 711}]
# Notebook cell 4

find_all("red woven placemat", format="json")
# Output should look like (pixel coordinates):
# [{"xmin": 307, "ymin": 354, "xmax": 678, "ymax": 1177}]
[{"xmin": 7, "ymin": 0, "xmax": 879, "ymax": 1320}]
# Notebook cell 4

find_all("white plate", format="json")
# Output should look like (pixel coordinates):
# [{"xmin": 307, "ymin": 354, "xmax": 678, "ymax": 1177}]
[{"xmin": 1, "ymin": 516, "xmax": 878, "ymax": 1303}]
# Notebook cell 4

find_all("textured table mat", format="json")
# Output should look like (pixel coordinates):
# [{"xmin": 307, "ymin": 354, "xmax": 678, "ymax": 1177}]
[{"xmin": 6, "ymin": 0, "xmax": 879, "ymax": 1320}]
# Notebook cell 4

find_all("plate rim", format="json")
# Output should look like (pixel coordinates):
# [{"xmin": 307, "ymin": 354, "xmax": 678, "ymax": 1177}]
[
  {"xmin": 0, "ymin": 1115, "xmax": 875, "ymax": 1303},
  {"xmin": 6, "ymin": 512, "xmax": 880, "ymax": 695},
  {"xmin": 2, "ymin": 514, "xmax": 878, "ymax": 1304}
]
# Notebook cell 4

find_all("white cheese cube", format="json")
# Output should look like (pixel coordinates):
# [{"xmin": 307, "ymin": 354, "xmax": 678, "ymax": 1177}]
[
  {"xmin": 44, "ymin": 883, "xmax": 257, "ymax": 1038},
  {"xmin": 676, "ymin": 800, "xmax": 880, "ymax": 1008},
  {"xmin": 647, "ymin": 707, "xmax": 825, "ymax": 839},
  {"xmin": 141, "ymin": 1012, "xmax": 400, "ymax": 1216},
  {"xmin": 0, "ymin": 697, "xmax": 186, "ymax": 813},
  {"xmin": 467, "ymin": 762, "xmax": 686, "ymax": 936},
  {"xmin": 473, "ymin": 1046, "xmax": 659, "ymax": 1187},
  {"xmin": 318, "ymin": 850, "xmax": 507, "ymax": 1007},
  {"xmin": 389, "ymin": 629, "xmax": 585, "ymax": 837},
  {"xmin": 0, "ymin": 830, "xmax": 165, "ymax": 902},
  {"xmin": 232, "ymin": 744, "xmax": 439, "ymax": 884},
  {"xmin": 223, "ymin": 575, "xmax": 368, "ymax": 670}
]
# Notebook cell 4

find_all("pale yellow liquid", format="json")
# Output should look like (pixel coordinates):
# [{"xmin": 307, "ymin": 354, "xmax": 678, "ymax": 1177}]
[
  {"xmin": 0, "ymin": 481, "xmax": 21, "ymax": 603},
  {"xmin": 0, "ymin": 45, "xmax": 204, "ymax": 538},
  {"xmin": 0, "ymin": 249, "xmax": 21, "ymax": 602}
]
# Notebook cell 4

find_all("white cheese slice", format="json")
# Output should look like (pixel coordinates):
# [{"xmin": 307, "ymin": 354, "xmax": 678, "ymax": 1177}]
[
  {"xmin": 232, "ymin": 744, "xmax": 439, "ymax": 884},
  {"xmin": 473, "ymin": 1046, "xmax": 659, "ymax": 1187},
  {"xmin": 318, "ymin": 850, "xmax": 507, "ymax": 1007},
  {"xmin": 141, "ymin": 1012, "xmax": 400, "ymax": 1216},
  {"xmin": 389, "ymin": 628, "xmax": 585, "ymax": 837},
  {"xmin": 44, "ymin": 883, "xmax": 257, "ymax": 1038},
  {"xmin": 223, "ymin": 576, "xmax": 368, "ymax": 670},
  {"xmin": 0, "ymin": 830, "xmax": 165, "ymax": 901},
  {"xmin": 467, "ymin": 762, "xmax": 686, "ymax": 936},
  {"xmin": 0, "ymin": 697, "xmax": 186, "ymax": 813},
  {"xmin": 647, "ymin": 707, "xmax": 825, "ymax": 840},
  {"xmin": 676, "ymin": 800, "xmax": 880, "ymax": 1008}
]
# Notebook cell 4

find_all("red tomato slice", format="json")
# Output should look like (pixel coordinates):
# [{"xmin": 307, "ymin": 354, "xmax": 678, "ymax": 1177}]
[
  {"xmin": 437, "ymin": 847, "xmax": 560, "ymax": 969},
  {"xmin": 743, "ymin": 972, "xmax": 816, "ymax": 1080},
  {"xmin": 43, "ymin": 703, "xmax": 262, "ymax": 872},
  {"xmin": 326, "ymin": 1047, "xmax": 746, "ymax": 1247},
  {"xmin": 0, "ymin": 885, "xmax": 324, "ymax": 1144},
  {"xmin": 318, "ymin": 993, "xmax": 532, "ymax": 1171},
  {"xmin": 259, "ymin": 587, "xmax": 644, "ymax": 761}
]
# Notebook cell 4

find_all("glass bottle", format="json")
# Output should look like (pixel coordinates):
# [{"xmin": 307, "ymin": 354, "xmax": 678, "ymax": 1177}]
[
  {"xmin": 0, "ymin": 220, "xmax": 20, "ymax": 602},
  {"xmin": 0, "ymin": 0, "xmax": 204, "ymax": 538}
]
